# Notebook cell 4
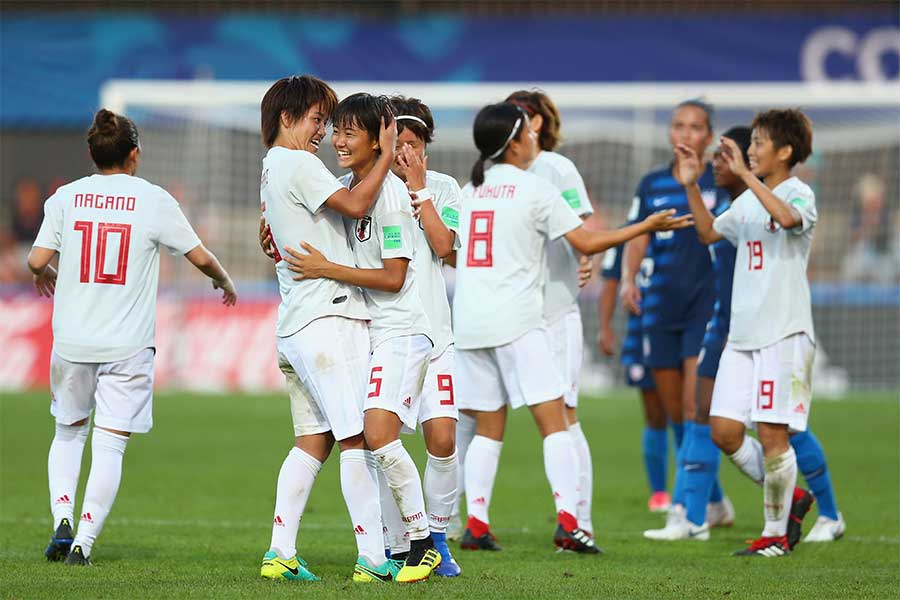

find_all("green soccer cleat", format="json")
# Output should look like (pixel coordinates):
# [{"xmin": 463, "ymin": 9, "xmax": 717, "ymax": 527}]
[
  {"xmin": 353, "ymin": 555, "xmax": 401, "ymax": 582},
  {"xmin": 260, "ymin": 551, "xmax": 319, "ymax": 581}
]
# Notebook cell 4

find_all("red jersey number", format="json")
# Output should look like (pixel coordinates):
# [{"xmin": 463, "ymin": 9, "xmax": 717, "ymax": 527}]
[
  {"xmin": 367, "ymin": 367, "xmax": 383, "ymax": 399},
  {"xmin": 758, "ymin": 380, "xmax": 774, "ymax": 410},
  {"xmin": 73, "ymin": 221, "xmax": 132, "ymax": 285},
  {"xmin": 437, "ymin": 374, "xmax": 454, "ymax": 406},
  {"xmin": 466, "ymin": 211, "xmax": 494, "ymax": 267},
  {"xmin": 747, "ymin": 240, "xmax": 763, "ymax": 271}
]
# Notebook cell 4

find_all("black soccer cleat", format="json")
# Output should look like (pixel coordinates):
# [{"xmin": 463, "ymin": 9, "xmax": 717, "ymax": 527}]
[
  {"xmin": 787, "ymin": 487, "xmax": 816, "ymax": 549},
  {"xmin": 64, "ymin": 544, "xmax": 92, "ymax": 566},
  {"xmin": 553, "ymin": 524, "xmax": 602, "ymax": 554},
  {"xmin": 733, "ymin": 535, "xmax": 790, "ymax": 557},
  {"xmin": 460, "ymin": 528, "xmax": 502, "ymax": 551},
  {"xmin": 44, "ymin": 518, "xmax": 74, "ymax": 561}
]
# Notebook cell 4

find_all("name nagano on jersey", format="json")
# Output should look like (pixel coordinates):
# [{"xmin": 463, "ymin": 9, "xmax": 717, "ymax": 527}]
[{"xmin": 73, "ymin": 193, "xmax": 137, "ymax": 211}]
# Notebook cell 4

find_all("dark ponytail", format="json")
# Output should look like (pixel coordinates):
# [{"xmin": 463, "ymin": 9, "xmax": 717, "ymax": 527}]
[
  {"xmin": 87, "ymin": 108, "xmax": 139, "ymax": 170},
  {"xmin": 469, "ymin": 102, "xmax": 526, "ymax": 188}
]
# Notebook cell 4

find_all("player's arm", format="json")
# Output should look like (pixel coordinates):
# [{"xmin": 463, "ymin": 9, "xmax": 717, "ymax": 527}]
[
  {"xmin": 598, "ymin": 275, "xmax": 618, "ymax": 356},
  {"xmin": 620, "ymin": 233, "xmax": 649, "ymax": 316},
  {"xmin": 281, "ymin": 243, "xmax": 407, "ymax": 293},
  {"xmin": 26, "ymin": 247, "xmax": 58, "ymax": 298},
  {"xmin": 563, "ymin": 210, "xmax": 690, "ymax": 256},
  {"xmin": 184, "ymin": 244, "xmax": 237, "ymax": 306},
  {"xmin": 720, "ymin": 136, "xmax": 801, "ymax": 229},
  {"xmin": 399, "ymin": 147, "xmax": 456, "ymax": 259},
  {"xmin": 673, "ymin": 143, "xmax": 722, "ymax": 244},
  {"xmin": 324, "ymin": 117, "xmax": 398, "ymax": 219}
]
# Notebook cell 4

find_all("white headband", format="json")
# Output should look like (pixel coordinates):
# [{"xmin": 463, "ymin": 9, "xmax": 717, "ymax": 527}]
[
  {"xmin": 396, "ymin": 115, "xmax": 428, "ymax": 127},
  {"xmin": 488, "ymin": 117, "xmax": 523, "ymax": 160}
]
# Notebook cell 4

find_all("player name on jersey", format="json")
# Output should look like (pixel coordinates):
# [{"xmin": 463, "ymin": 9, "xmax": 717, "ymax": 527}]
[
  {"xmin": 74, "ymin": 193, "xmax": 137, "ymax": 211},
  {"xmin": 473, "ymin": 184, "xmax": 516, "ymax": 199}
]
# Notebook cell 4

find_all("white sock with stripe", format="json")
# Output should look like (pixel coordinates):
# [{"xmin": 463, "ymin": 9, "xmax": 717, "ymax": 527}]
[
  {"xmin": 72, "ymin": 428, "xmax": 129, "ymax": 557},
  {"xmin": 762, "ymin": 447, "xmax": 798, "ymax": 538},
  {"xmin": 48, "ymin": 421, "xmax": 89, "ymax": 527},
  {"xmin": 339, "ymin": 449, "xmax": 386, "ymax": 566},
  {"xmin": 268, "ymin": 447, "xmax": 321, "ymax": 559}
]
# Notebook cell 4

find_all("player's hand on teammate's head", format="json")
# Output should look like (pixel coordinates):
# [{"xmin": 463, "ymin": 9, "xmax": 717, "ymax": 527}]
[
  {"xmin": 283, "ymin": 242, "xmax": 329, "ymax": 280},
  {"xmin": 645, "ymin": 208, "xmax": 694, "ymax": 232},
  {"xmin": 378, "ymin": 115, "xmax": 398, "ymax": 159},
  {"xmin": 213, "ymin": 277, "xmax": 237, "ymax": 306},
  {"xmin": 719, "ymin": 136, "xmax": 749, "ymax": 177},
  {"xmin": 673, "ymin": 143, "xmax": 701, "ymax": 186},
  {"xmin": 32, "ymin": 265, "xmax": 57, "ymax": 298},
  {"xmin": 577, "ymin": 254, "xmax": 593, "ymax": 288},
  {"xmin": 598, "ymin": 326, "xmax": 617, "ymax": 356},
  {"xmin": 398, "ymin": 145, "xmax": 427, "ymax": 191},
  {"xmin": 259, "ymin": 214, "xmax": 276, "ymax": 260}
]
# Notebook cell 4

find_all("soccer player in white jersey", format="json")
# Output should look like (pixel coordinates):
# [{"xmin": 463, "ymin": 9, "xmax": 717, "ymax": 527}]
[
  {"xmin": 507, "ymin": 90, "xmax": 596, "ymax": 534},
  {"xmin": 674, "ymin": 108, "xmax": 818, "ymax": 557},
  {"xmin": 280, "ymin": 93, "xmax": 441, "ymax": 582},
  {"xmin": 30, "ymin": 109, "xmax": 237, "ymax": 566},
  {"xmin": 256, "ymin": 76, "xmax": 403, "ymax": 583},
  {"xmin": 454, "ymin": 102, "xmax": 691, "ymax": 553},
  {"xmin": 381, "ymin": 95, "xmax": 462, "ymax": 577}
]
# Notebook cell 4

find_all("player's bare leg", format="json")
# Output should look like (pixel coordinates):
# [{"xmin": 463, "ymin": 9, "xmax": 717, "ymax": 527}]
[
  {"xmin": 461, "ymin": 408, "xmax": 505, "ymax": 551},
  {"xmin": 422, "ymin": 417, "xmax": 461, "ymax": 576},
  {"xmin": 530, "ymin": 399, "xmax": 600, "ymax": 554},
  {"xmin": 46, "ymin": 416, "xmax": 89, "ymax": 562}
]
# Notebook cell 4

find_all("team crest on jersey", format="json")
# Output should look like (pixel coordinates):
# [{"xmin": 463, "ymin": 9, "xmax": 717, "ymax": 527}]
[
  {"xmin": 356, "ymin": 216, "xmax": 372, "ymax": 242},
  {"xmin": 765, "ymin": 217, "xmax": 781, "ymax": 233}
]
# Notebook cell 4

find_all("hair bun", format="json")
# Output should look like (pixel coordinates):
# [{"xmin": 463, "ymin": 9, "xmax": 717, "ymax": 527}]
[{"xmin": 94, "ymin": 109, "xmax": 118, "ymax": 134}]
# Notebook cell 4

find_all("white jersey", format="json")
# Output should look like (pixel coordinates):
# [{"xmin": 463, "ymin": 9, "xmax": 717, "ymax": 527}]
[
  {"xmin": 340, "ymin": 171, "xmax": 432, "ymax": 349},
  {"xmin": 261, "ymin": 147, "xmax": 369, "ymax": 337},
  {"xmin": 453, "ymin": 163, "xmax": 582, "ymax": 349},
  {"xmin": 713, "ymin": 176, "xmax": 818, "ymax": 350},
  {"xmin": 413, "ymin": 170, "xmax": 461, "ymax": 357},
  {"xmin": 529, "ymin": 151, "xmax": 593, "ymax": 321},
  {"xmin": 32, "ymin": 173, "xmax": 201, "ymax": 363}
]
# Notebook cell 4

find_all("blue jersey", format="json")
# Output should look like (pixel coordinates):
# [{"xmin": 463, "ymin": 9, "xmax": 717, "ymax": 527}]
[
  {"xmin": 628, "ymin": 163, "xmax": 729, "ymax": 332},
  {"xmin": 601, "ymin": 240, "xmax": 653, "ymax": 367}
]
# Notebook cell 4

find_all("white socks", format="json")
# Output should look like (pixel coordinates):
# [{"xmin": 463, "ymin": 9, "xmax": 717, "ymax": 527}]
[
  {"xmin": 762, "ymin": 447, "xmax": 798, "ymax": 537},
  {"xmin": 375, "ymin": 456, "xmax": 409, "ymax": 555},
  {"xmin": 48, "ymin": 421, "xmax": 89, "ymax": 526},
  {"xmin": 424, "ymin": 451, "xmax": 458, "ymax": 534},
  {"xmin": 452, "ymin": 413, "xmax": 476, "ymax": 520},
  {"xmin": 339, "ymin": 449, "xmax": 385, "ymax": 565},
  {"xmin": 464, "ymin": 435, "xmax": 502, "ymax": 525},
  {"xmin": 543, "ymin": 431, "xmax": 580, "ymax": 520},
  {"xmin": 569, "ymin": 423, "xmax": 594, "ymax": 532},
  {"xmin": 268, "ymin": 448, "xmax": 321, "ymax": 559},
  {"xmin": 371, "ymin": 440, "xmax": 429, "ymax": 542},
  {"xmin": 72, "ymin": 428, "xmax": 129, "ymax": 557},
  {"xmin": 728, "ymin": 435, "xmax": 765, "ymax": 486}
]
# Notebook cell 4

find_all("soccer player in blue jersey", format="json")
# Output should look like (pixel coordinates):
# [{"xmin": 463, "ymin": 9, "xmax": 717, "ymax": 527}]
[
  {"xmin": 668, "ymin": 126, "xmax": 845, "ymax": 544},
  {"xmin": 621, "ymin": 100, "xmax": 728, "ymax": 534},
  {"xmin": 599, "ymin": 245, "xmax": 671, "ymax": 512}
]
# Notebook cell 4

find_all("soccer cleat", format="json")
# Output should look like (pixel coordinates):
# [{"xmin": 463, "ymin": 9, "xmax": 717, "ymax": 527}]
[
  {"xmin": 460, "ymin": 527, "xmax": 502, "ymax": 551},
  {"xmin": 45, "ymin": 518, "xmax": 74, "ymax": 561},
  {"xmin": 733, "ymin": 535, "xmax": 790, "ymax": 557},
  {"xmin": 643, "ymin": 519, "xmax": 710, "ymax": 541},
  {"xmin": 707, "ymin": 497, "xmax": 736, "ymax": 528},
  {"xmin": 396, "ymin": 538, "xmax": 441, "ymax": 583},
  {"xmin": 554, "ymin": 524, "xmax": 602, "ymax": 554},
  {"xmin": 260, "ymin": 551, "xmax": 319, "ymax": 581},
  {"xmin": 804, "ymin": 513, "xmax": 846, "ymax": 543},
  {"xmin": 648, "ymin": 491, "xmax": 672, "ymax": 513},
  {"xmin": 446, "ymin": 513, "xmax": 464, "ymax": 541},
  {"xmin": 352, "ymin": 555, "xmax": 400, "ymax": 583},
  {"xmin": 432, "ymin": 532, "xmax": 461, "ymax": 577},
  {"xmin": 787, "ymin": 487, "xmax": 816, "ymax": 549},
  {"xmin": 63, "ymin": 544, "xmax": 92, "ymax": 566}
]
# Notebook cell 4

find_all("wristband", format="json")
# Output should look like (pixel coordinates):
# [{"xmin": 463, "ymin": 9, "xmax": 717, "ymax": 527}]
[{"xmin": 411, "ymin": 187, "xmax": 434, "ymax": 203}]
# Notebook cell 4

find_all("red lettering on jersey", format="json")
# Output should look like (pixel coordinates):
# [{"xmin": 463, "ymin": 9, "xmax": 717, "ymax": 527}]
[
  {"xmin": 474, "ymin": 184, "xmax": 516, "ymax": 200},
  {"xmin": 74, "ymin": 194, "xmax": 83, "ymax": 208},
  {"xmin": 83, "ymin": 193, "xmax": 94, "ymax": 208},
  {"xmin": 126, "ymin": 196, "xmax": 136, "ymax": 211}
]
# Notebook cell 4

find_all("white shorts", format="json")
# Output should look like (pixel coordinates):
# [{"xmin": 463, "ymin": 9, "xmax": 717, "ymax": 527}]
[
  {"xmin": 548, "ymin": 308, "xmax": 583, "ymax": 408},
  {"xmin": 364, "ymin": 334, "xmax": 432, "ymax": 432},
  {"xmin": 50, "ymin": 348, "xmax": 155, "ymax": 433},
  {"xmin": 456, "ymin": 327, "xmax": 566, "ymax": 412},
  {"xmin": 710, "ymin": 333, "xmax": 815, "ymax": 432},
  {"xmin": 417, "ymin": 344, "xmax": 459, "ymax": 426},
  {"xmin": 277, "ymin": 317, "xmax": 370, "ymax": 441}
]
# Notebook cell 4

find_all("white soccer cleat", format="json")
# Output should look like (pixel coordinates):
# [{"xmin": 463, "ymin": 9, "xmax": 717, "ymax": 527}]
[
  {"xmin": 707, "ymin": 497, "xmax": 735, "ymax": 528},
  {"xmin": 643, "ymin": 519, "xmax": 709, "ymax": 541},
  {"xmin": 804, "ymin": 513, "xmax": 846, "ymax": 542}
]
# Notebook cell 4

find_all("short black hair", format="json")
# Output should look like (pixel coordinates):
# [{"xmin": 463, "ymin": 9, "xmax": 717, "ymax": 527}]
[
  {"xmin": 259, "ymin": 75, "xmax": 337, "ymax": 148},
  {"xmin": 752, "ymin": 108, "xmax": 813, "ymax": 167},
  {"xmin": 87, "ymin": 109, "xmax": 139, "ymax": 169},
  {"xmin": 390, "ymin": 95, "xmax": 434, "ymax": 144},
  {"xmin": 722, "ymin": 125, "xmax": 752, "ymax": 165},
  {"xmin": 675, "ymin": 98, "xmax": 714, "ymax": 132},
  {"xmin": 333, "ymin": 93, "xmax": 394, "ymax": 145}
]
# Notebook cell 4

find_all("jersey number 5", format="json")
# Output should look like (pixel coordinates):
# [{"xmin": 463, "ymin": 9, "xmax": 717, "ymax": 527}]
[
  {"xmin": 466, "ymin": 211, "xmax": 494, "ymax": 267},
  {"xmin": 73, "ymin": 221, "xmax": 132, "ymax": 285}
]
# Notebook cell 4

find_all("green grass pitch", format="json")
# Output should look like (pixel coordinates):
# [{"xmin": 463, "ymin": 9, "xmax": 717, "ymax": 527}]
[{"xmin": 1, "ymin": 390, "xmax": 898, "ymax": 598}]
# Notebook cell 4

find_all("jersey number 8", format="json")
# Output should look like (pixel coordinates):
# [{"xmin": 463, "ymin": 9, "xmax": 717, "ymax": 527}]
[{"xmin": 466, "ymin": 211, "xmax": 494, "ymax": 267}]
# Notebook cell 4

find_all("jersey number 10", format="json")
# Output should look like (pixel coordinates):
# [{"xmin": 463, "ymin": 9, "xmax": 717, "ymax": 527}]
[{"xmin": 73, "ymin": 220, "xmax": 132, "ymax": 285}]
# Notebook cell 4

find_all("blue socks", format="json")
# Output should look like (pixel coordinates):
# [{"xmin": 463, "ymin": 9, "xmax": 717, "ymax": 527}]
[
  {"xmin": 672, "ymin": 421, "xmax": 685, "ymax": 449},
  {"xmin": 642, "ymin": 426, "xmax": 668, "ymax": 494},
  {"xmin": 671, "ymin": 421, "xmax": 692, "ymax": 507},
  {"xmin": 683, "ymin": 422, "xmax": 723, "ymax": 526},
  {"xmin": 791, "ymin": 430, "xmax": 839, "ymax": 520}
]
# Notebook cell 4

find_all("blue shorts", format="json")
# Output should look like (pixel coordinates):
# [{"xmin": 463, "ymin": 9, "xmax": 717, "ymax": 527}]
[
  {"xmin": 642, "ymin": 318, "xmax": 707, "ymax": 370},
  {"xmin": 624, "ymin": 359, "xmax": 655, "ymax": 389}
]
